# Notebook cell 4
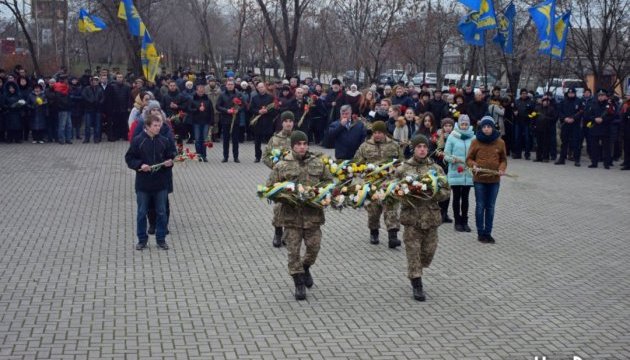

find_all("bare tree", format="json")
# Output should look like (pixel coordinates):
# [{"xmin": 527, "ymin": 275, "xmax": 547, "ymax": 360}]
[
  {"xmin": 255, "ymin": 0, "xmax": 312, "ymax": 78},
  {"xmin": 0, "ymin": 0, "xmax": 41, "ymax": 75},
  {"xmin": 186, "ymin": 0, "xmax": 220, "ymax": 70},
  {"xmin": 568, "ymin": 0, "xmax": 630, "ymax": 90}
]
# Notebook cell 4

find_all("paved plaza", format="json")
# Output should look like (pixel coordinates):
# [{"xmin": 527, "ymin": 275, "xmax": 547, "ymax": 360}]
[{"xmin": 0, "ymin": 141, "xmax": 629, "ymax": 359}]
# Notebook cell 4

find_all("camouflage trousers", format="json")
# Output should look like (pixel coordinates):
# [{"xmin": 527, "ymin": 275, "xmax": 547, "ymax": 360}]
[
  {"xmin": 403, "ymin": 226, "xmax": 439, "ymax": 279},
  {"xmin": 366, "ymin": 202, "xmax": 400, "ymax": 231},
  {"xmin": 272, "ymin": 203, "xmax": 281, "ymax": 228},
  {"xmin": 284, "ymin": 227, "xmax": 322, "ymax": 275}
]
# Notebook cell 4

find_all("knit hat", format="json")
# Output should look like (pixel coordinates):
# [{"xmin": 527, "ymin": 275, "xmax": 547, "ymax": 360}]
[
  {"xmin": 441, "ymin": 117, "xmax": 455, "ymax": 127},
  {"xmin": 410, "ymin": 134, "xmax": 429, "ymax": 149},
  {"xmin": 479, "ymin": 116, "xmax": 496, "ymax": 128},
  {"xmin": 371, "ymin": 120, "xmax": 387, "ymax": 134},
  {"xmin": 145, "ymin": 100, "xmax": 162, "ymax": 112},
  {"xmin": 331, "ymin": 78, "xmax": 341, "ymax": 85},
  {"xmin": 290, "ymin": 130, "xmax": 308, "ymax": 146},
  {"xmin": 281, "ymin": 111, "xmax": 295, "ymax": 122},
  {"xmin": 458, "ymin": 114, "xmax": 471, "ymax": 126}
]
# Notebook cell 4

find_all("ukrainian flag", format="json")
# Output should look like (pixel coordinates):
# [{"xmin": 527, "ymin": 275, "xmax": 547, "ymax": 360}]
[
  {"xmin": 458, "ymin": 11, "xmax": 486, "ymax": 47},
  {"xmin": 492, "ymin": 2, "xmax": 515, "ymax": 54},
  {"xmin": 550, "ymin": 11, "xmax": 571, "ymax": 60},
  {"xmin": 118, "ymin": 0, "xmax": 146, "ymax": 37},
  {"xmin": 78, "ymin": 8, "xmax": 107, "ymax": 33},
  {"xmin": 528, "ymin": 0, "xmax": 556, "ymax": 55},
  {"xmin": 141, "ymin": 31, "xmax": 160, "ymax": 83}
]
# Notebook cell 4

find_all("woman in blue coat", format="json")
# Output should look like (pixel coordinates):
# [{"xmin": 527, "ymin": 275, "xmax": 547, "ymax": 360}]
[
  {"xmin": 443, "ymin": 114, "xmax": 474, "ymax": 232},
  {"xmin": 27, "ymin": 84, "xmax": 48, "ymax": 143},
  {"xmin": 3, "ymin": 82, "xmax": 26, "ymax": 143}
]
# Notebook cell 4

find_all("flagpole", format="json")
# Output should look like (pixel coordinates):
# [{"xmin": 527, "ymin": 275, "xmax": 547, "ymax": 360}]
[
  {"xmin": 483, "ymin": 34, "xmax": 488, "ymax": 89},
  {"xmin": 545, "ymin": 55, "xmax": 552, "ymax": 93},
  {"xmin": 85, "ymin": 37, "xmax": 93, "ymax": 72}
]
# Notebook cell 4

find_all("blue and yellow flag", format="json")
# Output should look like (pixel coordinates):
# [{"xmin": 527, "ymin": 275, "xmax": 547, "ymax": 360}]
[
  {"xmin": 78, "ymin": 8, "xmax": 107, "ymax": 33},
  {"xmin": 118, "ymin": 0, "xmax": 146, "ymax": 37},
  {"xmin": 528, "ymin": 0, "xmax": 556, "ymax": 55},
  {"xmin": 492, "ymin": 2, "xmax": 515, "ymax": 54},
  {"xmin": 550, "ymin": 10, "xmax": 571, "ymax": 60},
  {"xmin": 458, "ymin": 11, "xmax": 486, "ymax": 47},
  {"xmin": 458, "ymin": 0, "xmax": 497, "ymax": 29},
  {"xmin": 141, "ymin": 31, "xmax": 160, "ymax": 83}
]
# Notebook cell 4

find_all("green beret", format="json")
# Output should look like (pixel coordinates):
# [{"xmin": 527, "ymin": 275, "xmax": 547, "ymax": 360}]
[
  {"xmin": 281, "ymin": 111, "xmax": 295, "ymax": 121},
  {"xmin": 290, "ymin": 130, "xmax": 308, "ymax": 146},
  {"xmin": 371, "ymin": 120, "xmax": 387, "ymax": 134},
  {"xmin": 410, "ymin": 134, "xmax": 429, "ymax": 149}
]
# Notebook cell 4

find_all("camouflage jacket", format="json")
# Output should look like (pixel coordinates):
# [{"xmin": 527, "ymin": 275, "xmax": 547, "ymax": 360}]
[
  {"xmin": 266, "ymin": 151, "xmax": 333, "ymax": 229},
  {"xmin": 263, "ymin": 131, "xmax": 292, "ymax": 169},
  {"xmin": 395, "ymin": 156, "xmax": 450, "ymax": 229},
  {"xmin": 354, "ymin": 136, "xmax": 403, "ymax": 164}
]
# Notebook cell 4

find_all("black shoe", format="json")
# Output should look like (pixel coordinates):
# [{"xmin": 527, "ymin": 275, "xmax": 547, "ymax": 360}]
[
  {"xmin": 82, "ymin": 140, "xmax": 90, "ymax": 143},
  {"xmin": 486, "ymin": 235, "xmax": 496, "ymax": 244},
  {"xmin": 135, "ymin": 242, "xmax": 147, "ymax": 251},
  {"xmin": 292, "ymin": 274, "xmax": 306, "ymax": 301},
  {"xmin": 622, "ymin": 166, "xmax": 630, "ymax": 170},
  {"xmin": 303, "ymin": 265, "xmax": 314, "ymax": 288},
  {"xmin": 234, "ymin": 158, "xmax": 240, "ymax": 163},
  {"xmin": 186, "ymin": 138, "xmax": 194, "ymax": 144},
  {"xmin": 588, "ymin": 164, "xmax": 597, "ymax": 168},
  {"xmin": 533, "ymin": 159, "xmax": 542, "ymax": 162},
  {"xmin": 525, "ymin": 156, "xmax": 530, "ymax": 160},
  {"xmin": 442, "ymin": 216, "xmax": 453, "ymax": 223},
  {"xmin": 388, "ymin": 230, "xmax": 401, "ymax": 248},
  {"xmin": 148, "ymin": 226, "xmax": 156, "ymax": 235},
  {"xmin": 574, "ymin": 162, "xmax": 581, "ymax": 167},
  {"xmin": 478, "ymin": 235, "xmax": 489, "ymax": 243},
  {"xmin": 66, "ymin": 141, "xmax": 73, "ymax": 144},
  {"xmin": 554, "ymin": 159, "xmax": 565, "ymax": 165},
  {"xmin": 454, "ymin": 223, "xmax": 465, "ymax": 232},
  {"xmin": 463, "ymin": 223, "xmax": 472, "ymax": 232},
  {"xmin": 272, "ymin": 227, "xmax": 283, "ymax": 248},
  {"xmin": 604, "ymin": 165, "xmax": 610, "ymax": 169},
  {"xmin": 411, "ymin": 277, "xmax": 426, "ymax": 302},
  {"xmin": 221, "ymin": 158, "xmax": 228, "ymax": 163},
  {"xmin": 254, "ymin": 158, "xmax": 261, "ymax": 163},
  {"xmin": 542, "ymin": 159, "xmax": 549, "ymax": 163},
  {"xmin": 369, "ymin": 229, "xmax": 379, "ymax": 245},
  {"xmin": 512, "ymin": 155, "xmax": 521, "ymax": 159},
  {"xmin": 156, "ymin": 242, "xmax": 169, "ymax": 250}
]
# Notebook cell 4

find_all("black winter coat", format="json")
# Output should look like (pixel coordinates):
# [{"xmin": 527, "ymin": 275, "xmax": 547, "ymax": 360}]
[
  {"xmin": 125, "ymin": 131, "xmax": 176, "ymax": 193},
  {"xmin": 187, "ymin": 93, "xmax": 214, "ymax": 126}
]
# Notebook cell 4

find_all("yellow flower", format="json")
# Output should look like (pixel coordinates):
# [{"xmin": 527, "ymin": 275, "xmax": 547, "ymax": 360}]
[
  {"xmin": 586, "ymin": 121, "xmax": 594, "ymax": 128},
  {"xmin": 338, "ymin": 174, "xmax": 346, "ymax": 181}
]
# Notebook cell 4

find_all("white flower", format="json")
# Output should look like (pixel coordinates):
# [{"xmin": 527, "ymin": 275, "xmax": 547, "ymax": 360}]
[
  {"xmin": 412, "ymin": 181, "xmax": 421, "ymax": 187},
  {"xmin": 405, "ymin": 176, "xmax": 414, "ymax": 183},
  {"xmin": 367, "ymin": 164, "xmax": 376, "ymax": 171},
  {"xmin": 421, "ymin": 184, "xmax": 427, "ymax": 191},
  {"xmin": 286, "ymin": 183, "xmax": 295, "ymax": 191}
]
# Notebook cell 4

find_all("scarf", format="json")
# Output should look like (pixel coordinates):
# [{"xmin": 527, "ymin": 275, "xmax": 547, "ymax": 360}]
[{"xmin": 475, "ymin": 128, "xmax": 500, "ymax": 144}]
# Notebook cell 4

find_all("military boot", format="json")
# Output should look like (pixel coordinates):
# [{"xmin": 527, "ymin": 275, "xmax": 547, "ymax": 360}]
[
  {"xmin": 292, "ymin": 274, "xmax": 306, "ymax": 300},
  {"xmin": 272, "ymin": 227, "xmax": 283, "ymax": 248},
  {"xmin": 303, "ymin": 265, "xmax": 314, "ymax": 288},
  {"xmin": 369, "ymin": 229, "xmax": 379, "ymax": 244},
  {"xmin": 411, "ymin": 277, "xmax": 426, "ymax": 302},
  {"xmin": 388, "ymin": 230, "xmax": 401, "ymax": 248}
]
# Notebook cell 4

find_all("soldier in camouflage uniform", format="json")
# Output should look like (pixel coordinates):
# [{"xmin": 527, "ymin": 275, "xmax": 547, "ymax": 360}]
[
  {"xmin": 395, "ymin": 134, "xmax": 450, "ymax": 301},
  {"xmin": 263, "ymin": 111, "xmax": 295, "ymax": 248},
  {"xmin": 266, "ymin": 131, "xmax": 333, "ymax": 300},
  {"xmin": 354, "ymin": 121, "xmax": 403, "ymax": 248}
]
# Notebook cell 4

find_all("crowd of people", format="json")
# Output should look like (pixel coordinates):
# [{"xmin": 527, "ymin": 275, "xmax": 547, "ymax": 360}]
[{"xmin": 2, "ymin": 64, "xmax": 629, "ymax": 171}]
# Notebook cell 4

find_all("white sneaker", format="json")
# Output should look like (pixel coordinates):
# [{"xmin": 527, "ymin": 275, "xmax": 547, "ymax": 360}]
[
  {"xmin": 38, "ymin": 141, "xmax": 45, "ymax": 144},
  {"xmin": 32, "ymin": 141, "xmax": 37, "ymax": 144}
]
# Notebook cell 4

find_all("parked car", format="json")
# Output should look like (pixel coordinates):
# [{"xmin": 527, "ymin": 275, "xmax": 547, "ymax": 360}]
[
  {"xmin": 377, "ymin": 74, "xmax": 395, "ymax": 86},
  {"xmin": 411, "ymin": 72, "xmax": 437, "ymax": 87},
  {"xmin": 536, "ymin": 78, "xmax": 585, "ymax": 100}
]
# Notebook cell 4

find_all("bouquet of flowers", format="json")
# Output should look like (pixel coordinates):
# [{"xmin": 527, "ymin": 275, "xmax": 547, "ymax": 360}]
[
  {"xmin": 449, "ymin": 103, "xmax": 460, "ymax": 119},
  {"xmin": 170, "ymin": 110, "xmax": 186, "ymax": 125},
  {"xmin": 298, "ymin": 95, "xmax": 318, "ymax": 128},
  {"xmin": 257, "ymin": 181, "xmax": 336, "ymax": 208},
  {"xmin": 229, "ymin": 97, "xmax": 243, "ymax": 132},
  {"xmin": 268, "ymin": 148, "xmax": 289, "ymax": 165},
  {"xmin": 250, "ymin": 99, "xmax": 279, "ymax": 126},
  {"xmin": 380, "ymin": 170, "xmax": 448, "ymax": 204}
]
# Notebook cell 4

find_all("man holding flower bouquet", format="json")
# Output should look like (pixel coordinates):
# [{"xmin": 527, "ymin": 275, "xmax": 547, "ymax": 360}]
[
  {"xmin": 266, "ymin": 131, "xmax": 333, "ymax": 301},
  {"xmin": 395, "ymin": 134, "xmax": 450, "ymax": 301},
  {"xmin": 216, "ymin": 79, "xmax": 244, "ymax": 163},
  {"xmin": 125, "ymin": 114, "xmax": 177, "ymax": 251}
]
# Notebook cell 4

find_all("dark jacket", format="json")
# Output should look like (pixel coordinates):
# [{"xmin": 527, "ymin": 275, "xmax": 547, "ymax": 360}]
[
  {"xmin": 125, "ymin": 131, "xmax": 177, "ymax": 193},
  {"xmin": 215, "ymin": 90, "xmax": 243, "ymax": 127},
  {"xmin": 250, "ymin": 92, "xmax": 277, "ymax": 136},
  {"xmin": 327, "ymin": 120, "xmax": 367, "ymax": 160},
  {"xmin": 27, "ymin": 92, "xmax": 48, "ymax": 130},
  {"xmin": 3, "ymin": 84, "xmax": 25, "ymax": 130},
  {"xmin": 324, "ymin": 90, "xmax": 347, "ymax": 124},
  {"xmin": 515, "ymin": 97, "xmax": 536, "ymax": 124},
  {"xmin": 558, "ymin": 96, "xmax": 583, "ymax": 126},
  {"xmin": 584, "ymin": 99, "xmax": 617, "ymax": 137},
  {"xmin": 187, "ymin": 93, "xmax": 214, "ymax": 126},
  {"xmin": 428, "ymin": 99, "xmax": 449, "ymax": 123},
  {"xmin": 467, "ymin": 100, "xmax": 489, "ymax": 127},
  {"xmin": 81, "ymin": 85, "xmax": 104, "ymax": 112},
  {"xmin": 104, "ymin": 82, "xmax": 131, "ymax": 114},
  {"xmin": 534, "ymin": 103, "xmax": 557, "ymax": 131},
  {"xmin": 69, "ymin": 84, "xmax": 84, "ymax": 118},
  {"xmin": 161, "ymin": 89, "xmax": 187, "ymax": 117}
]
